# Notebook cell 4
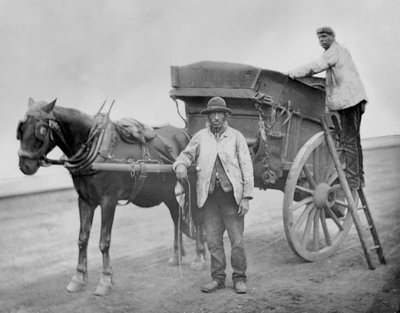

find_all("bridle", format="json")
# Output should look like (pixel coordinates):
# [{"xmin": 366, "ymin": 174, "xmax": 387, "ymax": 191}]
[
  {"xmin": 17, "ymin": 106, "xmax": 111, "ymax": 175},
  {"xmin": 17, "ymin": 109, "xmax": 71, "ymax": 166}
]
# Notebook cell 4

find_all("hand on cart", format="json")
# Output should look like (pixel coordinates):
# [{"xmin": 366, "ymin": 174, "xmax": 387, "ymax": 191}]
[
  {"xmin": 253, "ymin": 91, "xmax": 274, "ymax": 105},
  {"xmin": 175, "ymin": 164, "xmax": 188, "ymax": 182}
]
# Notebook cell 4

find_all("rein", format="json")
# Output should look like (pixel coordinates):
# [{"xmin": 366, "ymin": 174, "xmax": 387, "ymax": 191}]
[
  {"xmin": 19, "ymin": 104, "xmax": 111, "ymax": 175},
  {"xmin": 38, "ymin": 113, "xmax": 109, "ymax": 175}
]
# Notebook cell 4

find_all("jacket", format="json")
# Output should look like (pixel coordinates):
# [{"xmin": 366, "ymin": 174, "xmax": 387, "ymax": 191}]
[
  {"xmin": 289, "ymin": 41, "xmax": 367, "ymax": 110},
  {"xmin": 173, "ymin": 126, "xmax": 254, "ymax": 208}
]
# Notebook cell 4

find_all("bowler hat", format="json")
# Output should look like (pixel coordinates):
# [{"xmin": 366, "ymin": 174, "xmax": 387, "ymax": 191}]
[
  {"xmin": 200, "ymin": 97, "xmax": 232, "ymax": 115},
  {"xmin": 316, "ymin": 26, "xmax": 335, "ymax": 37}
]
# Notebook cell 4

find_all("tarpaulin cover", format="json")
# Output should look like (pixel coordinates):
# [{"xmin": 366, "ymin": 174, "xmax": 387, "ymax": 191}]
[{"xmin": 170, "ymin": 61, "xmax": 324, "ymax": 99}]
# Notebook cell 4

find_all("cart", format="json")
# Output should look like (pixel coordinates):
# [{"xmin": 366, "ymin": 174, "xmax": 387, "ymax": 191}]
[{"xmin": 169, "ymin": 61, "xmax": 385, "ymax": 267}]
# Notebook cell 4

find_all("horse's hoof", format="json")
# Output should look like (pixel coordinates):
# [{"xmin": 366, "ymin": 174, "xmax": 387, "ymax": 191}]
[
  {"xmin": 94, "ymin": 274, "xmax": 113, "ymax": 296},
  {"xmin": 190, "ymin": 257, "xmax": 206, "ymax": 271},
  {"xmin": 168, "ymin": 255, "xmax": 181, "ymax": 266},
  {"xmin": 66, "ymin": 273, "xmax": 87, "ymax": 293}
]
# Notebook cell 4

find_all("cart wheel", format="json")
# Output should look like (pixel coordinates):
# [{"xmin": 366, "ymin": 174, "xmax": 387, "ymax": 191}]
[{"xmin": 283, "ymin": 131, "xmax": 357, "ymax": 261}]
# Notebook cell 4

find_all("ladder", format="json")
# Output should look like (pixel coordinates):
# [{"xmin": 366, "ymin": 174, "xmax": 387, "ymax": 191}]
[{"xmin": 321, "ymin": 116, "xmax": 386, "ymax": 270}]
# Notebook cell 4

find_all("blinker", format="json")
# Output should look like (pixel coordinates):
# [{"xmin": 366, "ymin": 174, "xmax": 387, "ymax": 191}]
[
  {"xmin": 16, "ymin": 119, "xmax": 49, "ymax": 142},
  {"xmin": 16, "ymin": 120, "xmax": 23, "ymax": 140},
  {"xmin": 35, "ymin": 122, "xmax": 49, "ymax": 142}
]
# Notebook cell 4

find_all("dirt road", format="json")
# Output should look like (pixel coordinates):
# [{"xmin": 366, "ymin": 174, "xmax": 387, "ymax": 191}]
[{"xmin": 1, "ymin": 146, "xmax": 399, "ymax": 313}]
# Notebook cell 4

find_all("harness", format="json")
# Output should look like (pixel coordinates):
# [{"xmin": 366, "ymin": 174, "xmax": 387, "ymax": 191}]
[
  {"xmin": 17, "ymin": 110, "xmax": 70, "ymax": 162},
  {"xmin": 17, "ymin": 101, "xmax": 191, "ymax": 205},
  {"xmin": 115, "ymin": 132, "xmax": 185, "ymax": 205},
  {"xmin": 18, "ymin": 109, "xmax": 109, "ymax": 176},
  {"xmin": 68, "ymin": 113, "xmax": 111, "ymax": 175}
]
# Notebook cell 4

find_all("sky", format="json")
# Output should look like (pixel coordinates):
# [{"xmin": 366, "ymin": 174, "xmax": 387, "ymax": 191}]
[{"xmin": 1, "ymin": 0, "xmax": 400, "ymax": 179}]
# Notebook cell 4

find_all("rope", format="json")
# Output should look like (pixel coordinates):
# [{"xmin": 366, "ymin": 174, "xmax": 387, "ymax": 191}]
[
  {"xmin": 174, "ymin": 99, "xmax": 187, "ymax": 129},
  {"xmin": 177, "ymin": 199, "xmax": 183, "ymax": 280},
  {"xmin": 183, "ymin": 177, "xmax": 194, "ymax": 237},
  {"xmin": 176, "ymin": 177, "xmax": 193, "ymax": 280}
]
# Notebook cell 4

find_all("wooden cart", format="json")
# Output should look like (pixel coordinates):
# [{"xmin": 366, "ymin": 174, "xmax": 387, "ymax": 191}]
[{"xmin": 169, "ymin": 61, "xmax": 385, "ymax": 267}]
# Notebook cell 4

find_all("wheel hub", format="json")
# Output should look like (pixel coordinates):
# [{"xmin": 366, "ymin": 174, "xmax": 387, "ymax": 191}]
[{"xmin": 313, "ymin": 183, "xmax": 336, "ymax": 209}]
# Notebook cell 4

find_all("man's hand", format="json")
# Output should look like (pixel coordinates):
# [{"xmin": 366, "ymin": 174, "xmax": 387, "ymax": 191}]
[
  {"xmin": 238, "ymin": 198, "xmax": 250, "ymax": 217},
  {"xmin": 175, "ymin": 164, "xmax": 188, "ymax": 181},
  {"xmin": 253, "ymin": 91, "xmax": 273, "ymax": 105}
]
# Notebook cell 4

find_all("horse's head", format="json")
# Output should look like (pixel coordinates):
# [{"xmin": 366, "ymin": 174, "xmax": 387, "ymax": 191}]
[{"xmin": 17, "ymin": 97, "xmax": 58, "ymax": 175}]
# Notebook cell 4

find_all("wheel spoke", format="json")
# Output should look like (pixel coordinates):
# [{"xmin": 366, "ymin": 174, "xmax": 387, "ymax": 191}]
[
  {"xmin": 312, "ymin": 149, "xmax": 320, "ymax": 183},
  {"xmin": 320, "ymin": 209, "xmax": 332, "ymax": 246},
  {"xmin": 293, "ymin": 203, "xmax": 314, "ymax": 231},
  {"xmin": 330, "ymin": 183, "xmax": 342, "ymax": 191},
  {"xmin": 327, "ymin": 173, "xmax": 339, "ymax": 186},
  {"xmin": 320, "ymin": 143, "xmax": 330, "ymax": 181},
  {"xmin": 283, "ymin": 132, "xmax": 353, "ymax": 261},
  {"xmin": 291, "ymin": 196, "xmax": 314, "ymax": 212},
  {"xmin": 325, "ymin": 207, "xmax": 344, "ymax": 231},
  {"xmin": 335, "ymin": 199, "xmax": 349, "ymax": 208},
  {"xmin": 301, "ymin": 208, "xmax": 316, "ymax": 248},
  {"xmin": 302, "ymin": 165, "xmax": 316, "ymax": 189},
  {"xmin": 323, "ymin": 160, "xmax": 336, "ymax": 183},
  {"xmin": 313, "ymin": 210, "xmax": 320, "ymax": 251},
  {"xmin": 295, "ymin": 185, "xmax": 314, "ymax": 195},
  {"xmin": 313, "ymin": 143, "xmax": 329, "ymax": 184}
]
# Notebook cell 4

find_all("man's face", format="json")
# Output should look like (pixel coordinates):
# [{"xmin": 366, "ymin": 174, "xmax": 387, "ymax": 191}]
[
  {"xmin": 318, "ymin": 33, "xmax": 334, "ymax": 50},
  {"xmin": 208, "ymin": 112, "xmax": 226, "ymax": 130}
]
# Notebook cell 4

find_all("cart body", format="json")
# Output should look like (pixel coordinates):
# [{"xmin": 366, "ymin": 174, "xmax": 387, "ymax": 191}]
[
  {"xmin": 170, "ymin": 61, "xmax": 356, "ymax": 262},
  {"xmin": 170, "ymin": 61, "xmax": 326, "ymax": 190}
]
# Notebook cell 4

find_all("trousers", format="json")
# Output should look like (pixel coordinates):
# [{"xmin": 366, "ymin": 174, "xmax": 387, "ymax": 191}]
[
  {"xmin": 202, "ymin": 185, "xmax": 247, "ymax": 284},
  {"xmin": 337, "ymin": 101, "xmax": 365, "ymax": 189}
]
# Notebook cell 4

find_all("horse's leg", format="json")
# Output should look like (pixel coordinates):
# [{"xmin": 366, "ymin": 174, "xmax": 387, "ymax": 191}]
[
  {"xmin": 94, "ymin": 195, "xmax": 117, "ymax": 296},
  {"xmin": 191, "ymin": 215, "xmax": 207, "ymax": 271},
  {"xmin": 165, "ymin": 199, "xmax": 186, "ymax": 266},
  {"xmin": 66, "ymin": 197, "xmax": 96, "ymax": 292}
]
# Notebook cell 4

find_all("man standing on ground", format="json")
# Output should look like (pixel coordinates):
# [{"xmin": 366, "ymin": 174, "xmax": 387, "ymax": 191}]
[
  {"xmin": 173, "ymin": 96, "xmax": 254, "ymax": 294},
  {"xmin": 288, "ymin": 26, "xmax": 368, "ymax": 191}
]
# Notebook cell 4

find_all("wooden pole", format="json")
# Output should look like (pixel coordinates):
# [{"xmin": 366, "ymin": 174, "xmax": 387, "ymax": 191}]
[
  {"xmin": 91, "ymin": 163, "xmax": 174, "ymax": 173},
  {"xmin": 320, "ymin": 116, "xmax": 375, "ymax": 270}
]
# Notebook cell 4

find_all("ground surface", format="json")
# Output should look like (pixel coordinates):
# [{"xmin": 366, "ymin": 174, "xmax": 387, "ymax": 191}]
[{"xmin": 1, "ymin": 146, "xmax": 399, "ymax": 313}]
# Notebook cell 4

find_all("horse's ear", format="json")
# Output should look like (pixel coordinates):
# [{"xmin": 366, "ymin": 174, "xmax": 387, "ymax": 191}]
[
  {"xmin": 43, "ymin": 98, "xmax": 57, "ymax": 113},
  {"xmin": 28, "ymin": 97, "xmax": 35, "ymax": 108}
]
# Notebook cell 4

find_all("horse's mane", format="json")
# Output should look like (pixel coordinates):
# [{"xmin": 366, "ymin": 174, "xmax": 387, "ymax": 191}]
[{"xmin": 53, "ymin": 106, "xmax": 94, "ymax": 131}]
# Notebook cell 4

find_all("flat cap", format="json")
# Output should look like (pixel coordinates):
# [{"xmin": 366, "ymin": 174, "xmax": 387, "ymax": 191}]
[{"xmin": 316, "ymin": 26, "xmax": 335, "ymax": 37}]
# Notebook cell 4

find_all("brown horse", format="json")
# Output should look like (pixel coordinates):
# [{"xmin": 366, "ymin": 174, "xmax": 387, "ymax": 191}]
[{"xmin": 17, "ymin": 98, "xmax": 205, "ymax": 296}]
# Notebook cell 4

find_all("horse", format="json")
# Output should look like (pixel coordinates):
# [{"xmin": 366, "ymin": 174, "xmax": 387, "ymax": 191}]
[{"xmin": 17, "ymin": 98, "xmax": 205, "ymax": 296}]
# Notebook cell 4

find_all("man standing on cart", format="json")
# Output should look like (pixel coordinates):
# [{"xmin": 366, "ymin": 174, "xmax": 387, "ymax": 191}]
[
  {"xmin": 173, "ymin": 96, "xmax": 254, "ymax": 294},
  {"xmin": 288, "ymin": 26, "xmax": 367, "ymax": 191}
]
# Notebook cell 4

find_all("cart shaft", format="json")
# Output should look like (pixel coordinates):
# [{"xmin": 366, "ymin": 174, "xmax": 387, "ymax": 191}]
[{"xmin": 91, "ymin": 163, "xmax": 174, "ymax": 173}]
